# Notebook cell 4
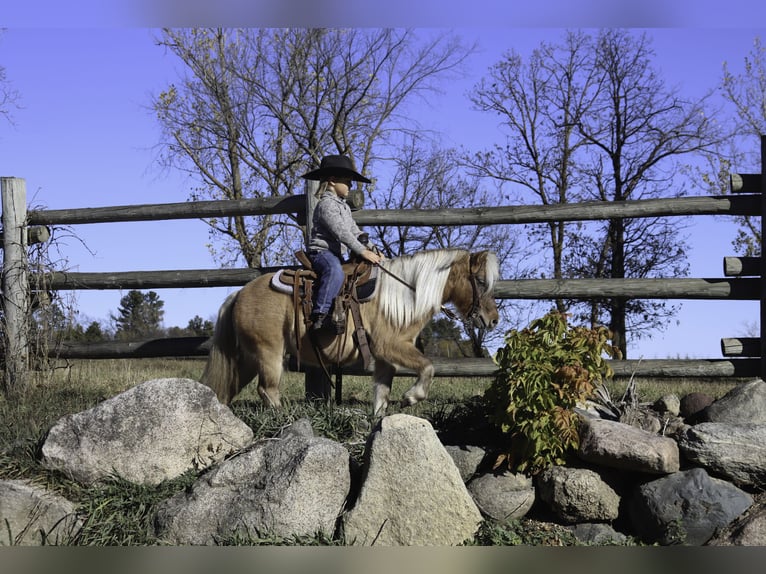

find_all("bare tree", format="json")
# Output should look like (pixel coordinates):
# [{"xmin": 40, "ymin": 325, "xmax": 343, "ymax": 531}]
[
  {"xmin": 368, "ymin": 133, "xmax": 526, "ymax": 354},
  {"xmin": 468, "ymin": 31, "xmax": 599, "ymax": 314},
  {"xmin": 576, "ymin": 29, "xmax": 721, "ymax": 356},
  {"xmin": 153, "ymin": 28, "xmax": 474, "ymax": 267},
  {"xmin": 470, "ymin": 29, "xmax": 722, "ymax": 357},
  {"xmin": 720, "ymin": 35, "xmax": 766, "ymax": 256},
  {"xmin": 0, "ymin": 30, "xmax": 20, "ymax": 127}
]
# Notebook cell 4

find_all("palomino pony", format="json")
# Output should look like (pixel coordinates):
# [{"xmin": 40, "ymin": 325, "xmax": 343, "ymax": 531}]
[{"xmin": 201, "ymin": 248, "xmax": 500, "ymax": 415}]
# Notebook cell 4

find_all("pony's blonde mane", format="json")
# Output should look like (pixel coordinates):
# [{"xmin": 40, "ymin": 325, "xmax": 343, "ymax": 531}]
[{"xmin": 375, "ymin": 249, "xmax": 468, "ymax": 328}]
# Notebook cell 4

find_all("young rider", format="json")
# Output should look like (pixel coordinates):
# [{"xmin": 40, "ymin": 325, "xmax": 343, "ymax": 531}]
[{"xmin": 301, "ymin": 154, "xmax": 382, "ymax": 331}]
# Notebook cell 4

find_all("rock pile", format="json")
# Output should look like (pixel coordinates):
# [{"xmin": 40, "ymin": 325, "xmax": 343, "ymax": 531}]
[{"xmin": 2, "ymin": 377, "xmax": 765, "ymax": 545}]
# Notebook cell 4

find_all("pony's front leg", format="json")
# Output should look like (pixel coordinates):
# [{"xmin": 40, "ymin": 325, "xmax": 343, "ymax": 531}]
[
  {"xmin": 372, "ymin": 360, "xmax": 396, "ymax": 416},
  {"xmin": 401, "ymin": 361, "xmax": 435, "ymax": 408},
  {"xmin": 374, "ymin": 338, "xmax": 435, "ymax": 409}
]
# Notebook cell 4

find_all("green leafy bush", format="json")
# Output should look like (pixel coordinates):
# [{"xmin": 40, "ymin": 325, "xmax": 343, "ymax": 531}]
[{"xmin": 484, "ymin": 310, "xmax": 618, "ymax": 475}]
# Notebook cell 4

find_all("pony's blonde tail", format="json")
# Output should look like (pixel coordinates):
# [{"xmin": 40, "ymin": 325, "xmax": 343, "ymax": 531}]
[{"xmin": 201, "ymin": 291, "xmax": 242, "ymax": 404}]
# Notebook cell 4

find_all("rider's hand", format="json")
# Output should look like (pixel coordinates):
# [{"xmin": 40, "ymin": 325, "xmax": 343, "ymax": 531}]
[{"xmin": 362, "ymin": 248, "xmax": 383, "ymax": 265}]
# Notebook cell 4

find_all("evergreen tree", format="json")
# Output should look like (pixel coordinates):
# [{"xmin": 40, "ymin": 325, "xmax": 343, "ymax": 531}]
[
  {"xmin": 187, "ymin": 315, "xmax": 214, "ymax": 336},
  {"xmin": 112, "ymin": 290, "xmax": 164, "ymax": 339}
]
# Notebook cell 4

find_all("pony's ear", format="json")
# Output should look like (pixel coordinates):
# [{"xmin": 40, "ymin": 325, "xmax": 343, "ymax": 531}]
[{"xmin": 470, "ymin": 251, "xmax": 488, "ymax": 274}]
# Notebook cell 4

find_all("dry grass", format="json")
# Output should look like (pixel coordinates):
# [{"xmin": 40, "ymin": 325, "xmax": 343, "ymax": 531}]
[
  {"xmin": 608, "ymin": 376, "xmax": 742, "ymax": 403},
  {"xmin": 1, "ymin": 357, "xmax": 743, "ymax": 450}
]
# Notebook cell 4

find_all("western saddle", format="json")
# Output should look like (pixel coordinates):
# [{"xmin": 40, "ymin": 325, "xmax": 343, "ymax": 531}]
[{"xmin": 275, "ymin": 250, "xmax": 377, "ymax": 371}]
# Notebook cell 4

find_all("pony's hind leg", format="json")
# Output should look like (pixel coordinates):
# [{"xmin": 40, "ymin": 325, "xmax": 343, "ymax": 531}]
[{"xmin": 255, "ymin": 348, "xmax": 284, "ymax": 408}]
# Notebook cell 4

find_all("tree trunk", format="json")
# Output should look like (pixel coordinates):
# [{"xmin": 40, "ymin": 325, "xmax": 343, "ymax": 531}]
[{"xmin": 609, "ymin": 216, "xmax": 628, "ymax": 358}]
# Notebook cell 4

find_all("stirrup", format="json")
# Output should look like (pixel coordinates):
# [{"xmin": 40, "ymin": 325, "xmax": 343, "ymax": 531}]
[{"xmin": 309, "ymin": 313, "xmax": 326, "ymax": 331}]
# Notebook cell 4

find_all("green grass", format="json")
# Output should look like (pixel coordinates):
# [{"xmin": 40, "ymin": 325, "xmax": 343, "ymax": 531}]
[{"xmin": 0, "ymin": 358, "xmax": 745, "ymax": 546}]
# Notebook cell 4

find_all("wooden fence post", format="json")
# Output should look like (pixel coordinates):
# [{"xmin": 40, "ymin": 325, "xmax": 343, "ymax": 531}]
[
  {"xmin": 303, "ymin": 179, "xmax": 333, "ymax": 402},
  {"xmin": 760, "ymin": 136, "xmax": 766, "ymax": 380},
  {"xmin": 1, "ymin": 177, "xmax": 30, "ymax": 397}
]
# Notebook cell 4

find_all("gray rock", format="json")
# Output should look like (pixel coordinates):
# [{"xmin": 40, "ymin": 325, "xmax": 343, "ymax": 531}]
[
  {"xmin": 468, "ymin": 472, "xmax": 535, "ymax": 522},
  {"xmin": 708, "ymin": 499, "xmax": 766, "ymax": 546},
  {"xmin": 568, "ymin": 523, "xmax": 629, "ymax": 545},
  {"xmin": 619, "ymin": 407, "xmax": 662, "ymax": 433},
  {"xmin": 629, "ymin": 468, "xmax": 753, "ymax": 545},
  {"xmin": 155, "ymin": 432, "xmax": 350, "ymax": 544},
  {"xmin": 444, "ymin": 445, "xmax": 486, "ymax": 482},
  {"xmin": 279, "ymin": 418, "xmax": 314, "ymax": 439},
  {"xmin": 653, "ymin": 394, "xmax": 680, "ymax": 417},
  {"xmin": 678, "ymin": 423, "xmax": 766, "ymax": 487},
  {"xmin": 578, "ymin": 417, "xmax": 680, "ymax": 475},
  {"xmin": 701, "ymin": 379, "xmax": 766, "ymax": 424},
  {"xmin": 41, "ymin": 378, "xmax": 253, "ymax": 485},
  {"xmin": 0, "ymin": 480, "xmax": 82, "ymax": 545},
  {"xmin": 342, "ymin": 414, "xmax": 482, "ymax": 546},
  {"xmin": 537, "ymin": 466, "xmax": 620, "ymax": 524},
  {"xmin": 680, "ymin": 392, "xmax": 714, "ymax": 420}
]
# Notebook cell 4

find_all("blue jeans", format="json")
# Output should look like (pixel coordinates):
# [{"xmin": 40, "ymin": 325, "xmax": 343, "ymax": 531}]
[{"xmin": 310, "ymin": 250, "xmax": 344, "ymax": 315}]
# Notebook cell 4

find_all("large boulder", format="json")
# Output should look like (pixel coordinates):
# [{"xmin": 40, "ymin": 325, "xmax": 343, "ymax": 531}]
[
  {"xmin": 578, "ymin": 417, "xmax": 679, "ymax": 474},
  {"xmin": 0, "ymin": 480, "xmax": 82, "ymax": 545},
  {"xmin": 628, "ymin": 468, "xmax": 753, "ymax": 545},
  {"xmin": 708, "ymin": 498, "xmax": 766, "ymax": 546},
  {"xmin": 155, "ymin": 422, "xmax": 350, "ymax": 544},
  {"xmin": 468, "ymin": 472, "xmax": 535, "ymax": 523},
  {"xmin": 536, "ymin": 466, "xmax": 620, "ymax": 524},
  {"xmin": 678, "ymin": 423, "xmax": 766, "ymax": 487},
  {"xmin": 41, "ymin": 378, "xmax": 253, "ymax": 485},
  {"xmin": 700, "ymin": 379, "xmax": 766, "ymax": 424},
  {"xmin": 342, "ymin": 414, "xmax": 482, "ymax": 546}
]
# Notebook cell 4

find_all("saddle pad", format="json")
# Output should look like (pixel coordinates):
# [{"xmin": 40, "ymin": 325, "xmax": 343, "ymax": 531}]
[{"xmin": 270, "ymin": 267, "xmax": 379, "ymax": 302}]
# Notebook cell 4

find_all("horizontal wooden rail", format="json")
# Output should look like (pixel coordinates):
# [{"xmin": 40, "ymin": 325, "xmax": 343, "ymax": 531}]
[
  {"xmin": 721, "ymin": 337, "xmax": 760, "ymax": 357},
  {"xmin": 26, "ymin": 194, "xmax": 760, "ymax": 228},
  {"xmin": 0, "ymin": 225, "xmax": 50, "ymax": 247},
  {"xmin": 730, "ymin": 173, "xmax": 762, "ymax": 194},
  {"xmin": 302, "ymin": 357, "xmax": 760, "ymax": 379},
  {"xmin": 47, "ymin": 337, "xmax": 760, "ymax": 378},
  {"xmin": 723, "ymin": 256, "xmax": 760, "ymax": 277},
  {"xmin": 494, "ymin": 277, "xmax": 759, "ymax": 300},
  {"xmin": 34, "ymin": 272, "xmax": 760, "ymax": 301},
  {"xmin": 52, "ymin": 337, "xmax": 212, "ymax": 359},
  {"xmin": 27, "ymin": 195, "xmax": 307, "ymax": 226},
  {"xmin": 35, "ymin": 268, "xmax": 273, "ymax": 290},
  {"xmin": 354, "ymin": 195, "xmax": 760, "ymax": 226}
]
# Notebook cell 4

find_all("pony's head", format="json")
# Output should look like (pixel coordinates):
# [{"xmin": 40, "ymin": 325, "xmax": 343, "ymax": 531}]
[
  {"xmin": 454, "ymin": 250, "xmax": 500, "ymax": 330},
  {"xmin": 376, "ymin": 248, "xmax": 499, "ymax": 331}
]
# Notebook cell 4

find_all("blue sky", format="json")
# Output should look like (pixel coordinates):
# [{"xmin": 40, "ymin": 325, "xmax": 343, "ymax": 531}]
[{"xmin": 1, "ymin": 3, "xmax": 766, "ymax": 359}]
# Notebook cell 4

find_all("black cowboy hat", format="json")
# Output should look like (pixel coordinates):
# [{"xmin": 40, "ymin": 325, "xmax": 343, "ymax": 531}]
[{"xmin": 300, "ymin": 154, "xmax": 371, "ymax": 183}]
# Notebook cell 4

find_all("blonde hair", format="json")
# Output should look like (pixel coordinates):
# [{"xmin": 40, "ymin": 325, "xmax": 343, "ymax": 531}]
[{"xmin": 314, "ymin": 180, "xmax": 331, "ymax": 198}]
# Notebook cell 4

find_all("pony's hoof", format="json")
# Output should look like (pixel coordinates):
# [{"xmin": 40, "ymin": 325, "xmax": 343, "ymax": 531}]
[{"xmin": 400, "ymin": 396, "xmax": 418, "ymax": 408}]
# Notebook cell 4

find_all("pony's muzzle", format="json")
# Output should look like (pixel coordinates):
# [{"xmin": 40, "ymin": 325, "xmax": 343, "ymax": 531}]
[{"xmin": 473, "ymin": 313, "xmax": 498, "ymax": 330}]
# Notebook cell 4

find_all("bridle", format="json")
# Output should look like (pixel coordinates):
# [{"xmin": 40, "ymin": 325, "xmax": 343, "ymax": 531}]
[{"xmin": 466, "ymin": 271, "xmax": 486, "ymax": 325}]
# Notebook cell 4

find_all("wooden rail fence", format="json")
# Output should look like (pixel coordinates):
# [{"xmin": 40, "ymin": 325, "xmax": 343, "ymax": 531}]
[{"xmin": 2, "ymin": 136, "xmax": 766, "ymax": 395}]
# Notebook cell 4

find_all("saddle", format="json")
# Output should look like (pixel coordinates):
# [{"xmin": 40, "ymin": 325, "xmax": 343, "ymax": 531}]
[
  {"xmin": 271, "ymin": 251, "xmax": 378, "ymax": 303},
  {"xmin": 270, "ymin": 251, "xmax": 378, "ymax": 372}
]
